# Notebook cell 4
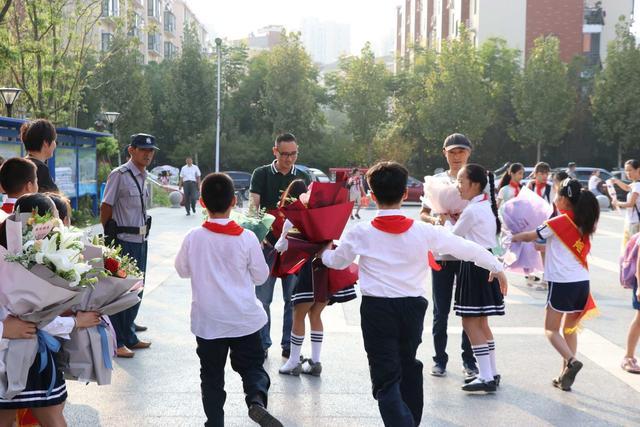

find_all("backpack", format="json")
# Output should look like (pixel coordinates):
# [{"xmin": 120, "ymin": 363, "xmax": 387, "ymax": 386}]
[{"xmin": 620, "ymin": 232, "xmax": 640, "ymax": 289}]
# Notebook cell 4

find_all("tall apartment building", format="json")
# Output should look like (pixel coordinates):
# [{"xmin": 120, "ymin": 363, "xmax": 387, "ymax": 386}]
[
  {"xmin": 301, "ymin": 18, "xmax": 351, "ymax": 65},
  {"xmin": 396, "ymin": 0, "xmax": 634, "ymax": 68},
  {"xmin": 97, "ymin": 0, "xmax": 210, "ymax": 64}
]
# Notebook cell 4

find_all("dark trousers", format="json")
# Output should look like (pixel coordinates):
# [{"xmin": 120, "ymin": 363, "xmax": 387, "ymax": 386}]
[
  {"xmin": 111, "ymin": 239, "xmax": 147, "ymax": 348},
  {"xmin": 196, "ymin": 331, "xmax": 271, "ymax": 427},
  {"xmin": 183, "ymin": 181, "xmax": 198, "ymax": 214},
  {"xmin": 361, "ymin": 296, "xmax": 427, "ymax": 427},
  {"xmin": 431, "ymin": 260, "xmax": 474, "ymax": 367},
  {"xmin": 255, "ymin": 246, "xmax": 295, "ymax": 351}
]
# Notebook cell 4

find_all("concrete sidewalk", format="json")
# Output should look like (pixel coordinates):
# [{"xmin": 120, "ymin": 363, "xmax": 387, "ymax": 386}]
[{"xmin": 64, "ymin": 207, "xmax": 640, "ymax": 426}]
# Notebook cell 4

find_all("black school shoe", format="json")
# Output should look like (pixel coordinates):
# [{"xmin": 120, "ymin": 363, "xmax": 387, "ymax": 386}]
[
  {"xmin": 248, "ymin": 403, "xmax": 283, "ymax": 427},
  {"xmin": 560, "ymin": 358, "xmax": 583, "ymax": 391},
  {"xmin": 461, "ymin": 378, "xmax": 497, "ymax": 393},
  {"xmin": 464, "ymin": 375, "xmax": 500, "ymax": 386}
]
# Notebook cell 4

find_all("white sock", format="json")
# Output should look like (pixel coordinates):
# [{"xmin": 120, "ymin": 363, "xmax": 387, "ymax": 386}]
[
  {"xmin": 487, "ymin": 340, "xmax": 498, "ymax": 377},
  {"xmin": 281, "ymin": 333, "xmax": 303, "ymax": 370},
  {"xmin": 310, "ymin": 330, "xmax": 323, "ymax": 363},
  {"xmin": 472, "ymin": 344, "xmax": 492, "ymax": 381}
]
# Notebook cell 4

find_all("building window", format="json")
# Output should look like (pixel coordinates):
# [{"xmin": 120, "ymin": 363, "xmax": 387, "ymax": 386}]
[
  {"xmin": 164, "ymin": 41, "xmax": 177, "ymax": 58},
  {"xmin": 128, "ymin": 12, "xmax": 144, "ymax": 39},
  {"xmin": 164, "ymin": 11, "xmax": 176, "ymax": 33},
  {"xmin": 148, "ymin": 0, "xmax": 161, "ymax": 19},
  {"xmin": 148, "ymin": 33, "xmax": 160, "ymax": 53},
  {"xmin": 101, "ymin": 32, "xmax": 113, "ymax": 51},
  {"xmin": 101, "ymin": 0, "xmax": 119, "ymax": 17}
]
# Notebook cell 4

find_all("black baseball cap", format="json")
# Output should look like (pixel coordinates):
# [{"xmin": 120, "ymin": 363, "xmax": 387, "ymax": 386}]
[
  {"xmin": 443, "ymin": 133, "xmax": 472, "ymax": 151},
  {"xmin": 130, "ymin": 133, "xmax": 159, "ymax": 150}
]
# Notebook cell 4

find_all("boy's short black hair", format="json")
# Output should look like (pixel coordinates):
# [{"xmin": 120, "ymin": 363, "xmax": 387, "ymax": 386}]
[
  {"xmin": 46, "ymin": 193, "xmax": 71, "ymax": 222},
  {"xmin": 200, "ymin": 173, "xmax": 235, "ymax": 213},
  {"xmin": 14, "ymin": 193, "xmax": 57, "ymax": 217},
  {"xmin": 20, "ymin": 119, "xmax": 57, "ymax": 152},
  {"xmin": 0, "ymin": 157, "xmax": 37, "ymax": 195},
  {"xmin": 366, "ymin": 162, "xmax": 408, "ymax": 206}
]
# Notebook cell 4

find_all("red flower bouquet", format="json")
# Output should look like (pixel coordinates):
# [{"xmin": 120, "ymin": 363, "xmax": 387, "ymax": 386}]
[{"xmin": 273, "ymin": 182, "xmax": 358, "ymax": 300}]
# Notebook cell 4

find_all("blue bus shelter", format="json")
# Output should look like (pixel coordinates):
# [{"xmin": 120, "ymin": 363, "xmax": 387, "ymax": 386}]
[{"xmin": 0, "ymin": 116, "xmax": 109, "ymax": 213}]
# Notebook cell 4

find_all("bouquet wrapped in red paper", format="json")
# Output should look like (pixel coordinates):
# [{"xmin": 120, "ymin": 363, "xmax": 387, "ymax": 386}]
[{"xmin": 273, "ymin": 182, "xmax": 358, "ymax": 301}]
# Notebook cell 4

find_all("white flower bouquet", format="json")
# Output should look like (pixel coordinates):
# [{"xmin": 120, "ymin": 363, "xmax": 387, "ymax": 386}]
[{"xmin": 0, "ymin": 210, "xmax": 101, "ymax": 398}]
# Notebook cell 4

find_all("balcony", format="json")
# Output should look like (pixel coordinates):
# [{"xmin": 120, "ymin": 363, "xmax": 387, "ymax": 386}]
[
  {"xmin": 148, "ymin": 0, "xmax": 161, "ymax": 22},
  {"xmin": 148, "ymin": 34, "xmax": 161, "ymax": 55}
]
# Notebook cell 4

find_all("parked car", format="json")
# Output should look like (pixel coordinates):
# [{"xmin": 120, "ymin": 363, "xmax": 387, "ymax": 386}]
[
  {"xmin": 224, "ymin": 171, "xmax": 252, "ymax": 200},
  {"xmin": 406, "ymin": 176, "xmax": 424, "ymax": 203},
  {"xmin": 552, "ymin": 167, "xmax": 628, "ymax": 201},
  {"xmin": 296, "ymin": 164, "xmax": 331, "ymax": 183}
]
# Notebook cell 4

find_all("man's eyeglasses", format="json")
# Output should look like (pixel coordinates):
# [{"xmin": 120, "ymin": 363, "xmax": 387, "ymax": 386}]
[{"xmin": 278, "ymin": 151, "xmax": 298, "ymax": 158}]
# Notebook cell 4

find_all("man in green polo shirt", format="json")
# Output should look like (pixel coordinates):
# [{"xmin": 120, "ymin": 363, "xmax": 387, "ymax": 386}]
[{"xmin": 250, "ymin": 133, "xmax": 311, "ymax": 359}]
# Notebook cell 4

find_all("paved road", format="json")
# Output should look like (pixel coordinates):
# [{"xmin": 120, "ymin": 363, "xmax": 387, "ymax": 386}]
[{"xmin": 64, "ymin": 206, "xmax": 640, "ymax": 426}]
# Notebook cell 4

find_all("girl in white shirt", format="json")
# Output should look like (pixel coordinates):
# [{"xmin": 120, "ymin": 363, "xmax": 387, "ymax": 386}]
[
  {"xmin": 611, "ymin": 159, "xmax": 640, "ymax": 249},
  {"xmin": 496, "ymin": 162, "xmax": 524, "ymax": 209},
  {"xmin": 452, "ymin": 164, "xmax": 505, "ymax": 393},
  {"xmin": 512, "ymin": 178, "xmax": 599, "ymax": 392}
]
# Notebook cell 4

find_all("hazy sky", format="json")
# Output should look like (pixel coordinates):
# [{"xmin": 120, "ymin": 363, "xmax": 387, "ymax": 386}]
[
  {"xmin": 186, "ymin": 0, "xmax": 399, "ymax": 54},
  {"xmin": 186, "ymin": 0, "xmax": 640, "ymax": 54}
]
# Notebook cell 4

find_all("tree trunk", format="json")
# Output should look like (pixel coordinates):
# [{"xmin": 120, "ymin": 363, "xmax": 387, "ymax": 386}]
[
  {"xmin": 536, "ymin": 141, "xmax": 541, "ymax": 163},
  {"xmin": 618, "ymin": 141, "xmax": 622, "ymax": 170}
]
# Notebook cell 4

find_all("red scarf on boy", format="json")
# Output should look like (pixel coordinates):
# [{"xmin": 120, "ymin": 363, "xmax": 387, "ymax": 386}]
[{"xmin": 202, "ymin": 220, "xmax": 244, "ymax": 236}]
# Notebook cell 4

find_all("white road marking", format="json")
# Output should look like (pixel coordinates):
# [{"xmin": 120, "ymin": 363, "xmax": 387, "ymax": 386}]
[{"xmin": 447, "ymin": 326, "xmax": 640, "ymax": 392}]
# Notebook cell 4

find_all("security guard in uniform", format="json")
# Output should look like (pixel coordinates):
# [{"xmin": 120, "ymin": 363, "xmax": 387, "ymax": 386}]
[{"xmin": 100, "ymin": 133, "xmax": 158, "ymax": 358}]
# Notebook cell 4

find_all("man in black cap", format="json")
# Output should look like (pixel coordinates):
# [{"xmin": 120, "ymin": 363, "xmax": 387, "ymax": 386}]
[
  {"xmin": 420, "ymin": 133, "xmax": 478, "ymax": 381},
  {"xmin": 100, "ymin": 133, "xmax": 158, "ymax": 358}
]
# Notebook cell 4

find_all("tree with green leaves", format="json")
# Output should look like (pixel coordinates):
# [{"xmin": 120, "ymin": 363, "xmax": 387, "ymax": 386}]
[
  {"xmin": 327, "ymin": 42, "xmax": 391, "ymax": 164},
  {"xmin": 262, "ymin": 32, "xmax": 326, "ymax": 145},
  {"xmin": 419, "ymin": 27, "xmax": 490, "ymax": 154},
  {"xmin": 161, "ymin": 24, "xmax": 216, "ymax": 169},
  {"xmin": 0, "ymin": 0, "xmax": 103, "ymax": 123},
  {"xmin": 80, "ymin": 35, "xmax": 152, "ymax": 159},
  {"xmin": 513, "ymin": 36, "xmax": 572, "ymax": 162},
  {"xmin": 476, "ymin": 38, "xmax": 521, "ymax": 167},
  {"xmin": 592, "ymin": 17, "xmax": 640, "ymax": 168},
  {"xmin": 391, "ymin": 46, "xmax": 437, "ymax": 173}
]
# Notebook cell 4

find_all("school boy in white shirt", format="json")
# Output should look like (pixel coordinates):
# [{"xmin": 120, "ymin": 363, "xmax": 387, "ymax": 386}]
[
  {"xmin": 174, "ymin": 173, "xmax": 282, "ymax": 427},
  {"xmin": 321, "ymin": 162, "xmax": 508, "ymax": 427}
]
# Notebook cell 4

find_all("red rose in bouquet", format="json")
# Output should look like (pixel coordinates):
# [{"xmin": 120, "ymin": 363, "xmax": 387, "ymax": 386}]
[{"xmin": 104, "ymin": 257, "xmax": 120, "ymax": 275}]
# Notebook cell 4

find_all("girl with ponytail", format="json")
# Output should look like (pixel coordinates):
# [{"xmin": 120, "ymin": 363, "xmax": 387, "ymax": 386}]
[
  {"xmin": 512, "ymin": 178, "xmax": 600, "ymax": 392},
  {"xmin": 451, "ymin": 163, "xmax": 506, "ymax": 393},
  {"xmin": 497, "ymin": 162, "xmax": 524, "ymax": 209}
]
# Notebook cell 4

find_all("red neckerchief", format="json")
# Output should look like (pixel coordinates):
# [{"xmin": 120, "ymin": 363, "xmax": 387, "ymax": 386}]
[
  {"xmin": 534, "ymin": 181, "xmax": 546, "ymax": 197},
  {"xmin": 546, "ymin": 209, "xmax": 590, "ymax": 269},
  {"xmin": 509, "ymin": 181, "xmax": 521, "ymax": 197},
  {"xmin": 473, "ymin": 194, "xmax": 489, "ymax": 203},
  {"xmin": 202, "ymin": 220, "xmax": 244, "ymax": 236},
  {"xmin": 1, "ymin": 203, "xmax": 14, "ymax": 214},
  {"xmin": 371, "ymin": 215, "xmax": 442, "ymax": 271},
  {"xmin": 371, "ymin": 215, "xmax": 414, "ymax": 233}
]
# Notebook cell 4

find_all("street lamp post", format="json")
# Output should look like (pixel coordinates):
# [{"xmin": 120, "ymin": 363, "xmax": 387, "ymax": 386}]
[
  {"xmin": 215, "ymin": 37, "xmax": 222, "ymax": 173},
  {"xmin": 103, "ymin": 111, "xmax": 121, "ymax": 163},
  {"xmin": 0, "ymin": 87, "xmax": 22, "ymax": 118}
]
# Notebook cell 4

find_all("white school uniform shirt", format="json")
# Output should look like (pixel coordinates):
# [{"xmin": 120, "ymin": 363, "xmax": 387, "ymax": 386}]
[
  {"xmin": 450, "ymin": 194, "xmax": 496, "ymax": 249},
  {"xmin": 536, "ymin": 221, "xmax": 589, "ymax": 283},
  {"xmin": 174, "ymin": 218, "xmax": 270, "ymax": 340},
  {"xmin": 180, "ymin": 164, "xmax": 201, "ymax": 182},
  {"xmin": 321, "ymin": 209, "xmax": 504, "ymax": 298},
  {"xmin": 625, "ymin": 182, "xmax": 640, "ymax": 224}
]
